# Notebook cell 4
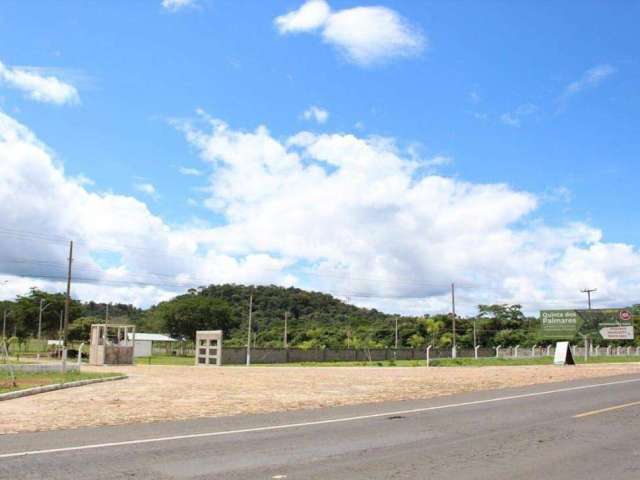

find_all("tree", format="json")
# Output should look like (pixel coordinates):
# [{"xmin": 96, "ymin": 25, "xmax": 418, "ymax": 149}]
[{"xmin": 157, "ymin": 294, "xmax": 236, "ymax": 341}]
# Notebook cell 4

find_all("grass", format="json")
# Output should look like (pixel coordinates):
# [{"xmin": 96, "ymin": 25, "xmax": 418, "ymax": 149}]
[
  {"xmin": 136, "ymin": 355, "xmax": 195, "ymax": 366},
  {"xmin": 132, "ymin": 354, "xmax": 640, "ymax": 368},
  {"xmin": 0, "ymin": 370, "xmax": 119, "ymax": 394}
]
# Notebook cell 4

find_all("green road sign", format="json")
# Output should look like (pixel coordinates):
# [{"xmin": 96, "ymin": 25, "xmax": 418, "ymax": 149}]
[{"xmin": 539, "ymin": 308, "xmax": 637, "ymax": 340}]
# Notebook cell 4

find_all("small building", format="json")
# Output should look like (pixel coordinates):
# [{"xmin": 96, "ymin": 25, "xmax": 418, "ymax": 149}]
[
  {"xmin": 127, "ymin": 332, "xmax": 177, "ymax": 357},
  {"xmin": 89, "ymin": 324, "xmax": 136, "ymax": 365}
]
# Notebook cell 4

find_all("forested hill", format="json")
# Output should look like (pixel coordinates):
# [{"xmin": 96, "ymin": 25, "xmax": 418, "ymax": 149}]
[{"xmin": 144, "ymin": 284, "xmax": 409, "ymax": 348}]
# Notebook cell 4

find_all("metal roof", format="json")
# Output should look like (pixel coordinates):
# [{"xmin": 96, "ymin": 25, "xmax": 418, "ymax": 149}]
[{"xmin": 127, "ymin": 333, "xmax": 177, "ymax": 342}]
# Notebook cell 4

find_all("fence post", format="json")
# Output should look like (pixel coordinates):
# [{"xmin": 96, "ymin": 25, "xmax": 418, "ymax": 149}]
[
  {"xmin": 546, "ymin": 345, "xmax": 551, "ymax": 357},
  {"xmin": 636, "ymin": 346, "xmax": 640, "ymax": 356},
  {"xmin": 474, "ymin": 345, "xmax": 479, "ymax": 359},
  {"xmin": 531, "ymin": 345, "xmax": 537, "ymax": 358},
  {"xmin": 77, "ymin": 342, "xmax": 84, "ymax": 367},
  {"xmin": 514, "ymin": 345, "xmax": 520, "ymax": 359},
  {"xmin": 606, "ymin": 346, "xmax": 611, "ymax": 356},
  {"xmin": 451, "ymin": 345, "xmax": 457, "ymax": 360},
  {"xmin": 496, "ymin": 345, "xmax": 501, "ymax": 358},
  {"xmin": 426, "ymin": 345, "xmax": 432, "ymax": 367},
  {"xmin": 595, "ymin": 346, "xmax": 600, "ymax": 356},
  {"xmin": 626, "ymin": 346, "xmax": 631, "ymax": 356}
]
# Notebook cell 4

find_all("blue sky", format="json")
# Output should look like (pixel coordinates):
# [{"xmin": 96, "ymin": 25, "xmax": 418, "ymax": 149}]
[{"xmin": 0, "ymin": 0, "xmax": 638, "ymax": 312}]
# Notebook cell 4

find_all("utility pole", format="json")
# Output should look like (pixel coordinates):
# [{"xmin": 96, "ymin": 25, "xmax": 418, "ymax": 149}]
[
  {"xmin": 283, "ymin": 311, "xmax": 288, "ymax": 349},
  {"xmin": 58, "ymin": 310, "xmax": 63, "ymax": 337},
  {"xmin": 2, "ymin": 310, "xmax": 9, "ymax": 339},
  {"xmin": 451, "ymin": 283, "xmax": 457, "ymax": 358},
  {"xmin": 246, "ymin": 293, "xmax": 253, "ymax": 366},
  {"xmin": 473, "ymin": 317, "xmax": 477, "ymax": 351},
  {"xmin": 62, "ymin": 240, "xmax": 73, "ymax": 374},
  {"xmin": 394, "ymin": 315, "xmax": 399, "ymax": 350},
  {"xmin": 37, "ymin": 298, "xmax": 51, "ymax": 341},
  {"xmin": 580, "ymin": 288, "xmax": 596, "ymax": 364},
  {"xmin": 581, "ymin": 288, "xmax": 597, "ymax": 310}
]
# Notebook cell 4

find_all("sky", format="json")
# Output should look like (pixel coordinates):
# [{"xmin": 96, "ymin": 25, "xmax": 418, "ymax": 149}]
[{"xmin": 0, "ymin": 0, "xmax": 639, "ymax": 315}]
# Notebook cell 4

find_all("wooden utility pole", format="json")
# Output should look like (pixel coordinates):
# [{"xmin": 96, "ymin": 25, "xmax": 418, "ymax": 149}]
[
  {"xmin": 62, "ymin": 240, "xmax": 73, "ymax": 374},
  {"xmin": 451, "ymin": 283, "xmax": 457, "ymax": 358},
  {"xmin": 283, "ymin": 311, "xmax": 288, "ymax": 348},
  {"xmin": 246, "ymin": 294, "xmax": 253, "ymax": 366},
  {"xmin": 581, "ymin": 288, "xmax": 597, "ymax": 310},
  {"xmin": 394, "ymin": 315, "xmax": 399, "ymax": 349}
]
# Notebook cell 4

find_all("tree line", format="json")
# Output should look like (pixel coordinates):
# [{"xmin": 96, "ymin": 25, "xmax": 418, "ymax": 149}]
[{"xmin": 1, "ymin": 285, "xmax": 638, "ymax": 349}]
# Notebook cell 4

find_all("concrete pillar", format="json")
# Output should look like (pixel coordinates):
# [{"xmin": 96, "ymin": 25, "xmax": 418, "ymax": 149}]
[
  {"xmin": 514, "ymin": 345, "xmax": 520, "ymax": 359},
  {"xmin": 474, "ymin": 345, "xmax": 479, "ymax": 360},
  {"xmin": 606, "ymin": 346, "xmax": 612, "ymax": 356},
  {"xmin": 496, "ymin": 345, "xmax": 502, "ymax": 358},
  {"xmin": 546, "ymin": 345, "xmax": 551, "ymax": 356},
  {"xmin": 531, "ymin": 345, "xmax": 537, "ymax": 358}
]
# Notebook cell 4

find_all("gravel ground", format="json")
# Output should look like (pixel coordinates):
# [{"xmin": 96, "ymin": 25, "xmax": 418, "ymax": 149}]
[{"xmin": 1, "ymin": 362, "xmax": 640, "ymax": 434}]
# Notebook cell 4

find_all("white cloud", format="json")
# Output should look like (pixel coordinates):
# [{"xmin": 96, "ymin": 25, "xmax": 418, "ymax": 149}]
[
  {"xmin": 179, "ymin": 166, "xmax": 203, "ymax": 176},
  {"xmin": 0, "ymin": 110, "xmax": 293, "ymax": 307},
  {"xmin": 275, "ymin": 1, "xmax": 426, "ymax": 66},
  {"xmin": 500, "ymin": 103, "xmax": 539, "ymax": 127},
  {"xmin": 134, "ymin": 182, "xmax": 158, "ymax": 199},
  {"xmin": 275, "ymin": 0, "xmax": 330, "ymax": 33},
  {"xmin": 2, "ymin": 109, "xmax": 639, "ymax": 314},
  {"xmin": 562, "ymin": 64, "xmax": 616, "ymax": 99},
  {"xmin": 161, "ymin": 0, "xmax": 197, "ymax": 12},
  {"xmin": 302, "ymin": 105, "xmax": 329, "ymax": 124},
  {"xmin": 0, "ymin": 60, "xmax": 79, "ymax": 105},
  {"xmin": 175, "ymin": 112, "xmax": 640, "ymax": 313}
]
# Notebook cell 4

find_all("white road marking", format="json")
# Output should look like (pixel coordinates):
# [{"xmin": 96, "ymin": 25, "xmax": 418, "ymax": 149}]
[{"xmin": 1, "ymin": 377, "xmax": 639, "ymax": 460}]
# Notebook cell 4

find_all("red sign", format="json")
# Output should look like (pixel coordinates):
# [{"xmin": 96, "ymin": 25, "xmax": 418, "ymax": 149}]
[{"xmin": 619, "ymin": 309, "xmax": 632, "ymax": 322}]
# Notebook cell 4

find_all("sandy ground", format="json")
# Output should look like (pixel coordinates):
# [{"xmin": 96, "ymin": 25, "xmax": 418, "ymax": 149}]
[{"xmin": 1, "ymin": 363, "xmax": 640, "ymax": 434}]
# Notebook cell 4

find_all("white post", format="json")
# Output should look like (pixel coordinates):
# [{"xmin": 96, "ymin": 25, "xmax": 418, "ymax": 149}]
[
  {"xmin": 474, "ymin": 345, "xmax": 479, "ymax": 360},
  {"xmin": 595, "ymin": 346, "xmax": 600, "ymax": 356},
  {"xmin": 426, "ymin": 345, "xmax": 432, "ymax": 368},
  {"xmin": 531, "ymin": 345, "xmax": 537, "ymax": 358},
  {"xmin": 451, "ymin": 345, "xmax": 457, "ymax": 360},
  {"xmin": 546, "ymin": 345, "xmax": 551, "ymax": 356},
  {"xmin": 606, "ymin": 346, "xmax": 611, "ymax": 356},
  {"xmin": 77, "ymin": 342, "xmax": 84, "ymax": 366},
  {"xmin": 626, "ymin": 346, "xmax": 631, "ymax": 356},
  {"xmin": 496, "ymin": 345, "xmax": 502, "ymax": 358},
  {"xmin": 514, "ymin": 345, "xmax": 520, "ymax": 359}
]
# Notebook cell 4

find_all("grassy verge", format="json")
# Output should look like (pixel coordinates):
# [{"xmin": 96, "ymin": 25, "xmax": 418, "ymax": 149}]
[
  {"xmin": 133, "ymin": 354, "xmax": 640, "ymax": 368},
  {"xmin": 136, "ymin": 355, "xmax": 195, "ymax": 366},
  {"xmin": 0, "ymin": 371, "xmax": 119, "ymax": 394}
]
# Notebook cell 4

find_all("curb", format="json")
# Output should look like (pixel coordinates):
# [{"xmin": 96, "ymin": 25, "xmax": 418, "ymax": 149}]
[{"xmin": 0, "ymin": 375, "xmax": 127, "ymax": 402}]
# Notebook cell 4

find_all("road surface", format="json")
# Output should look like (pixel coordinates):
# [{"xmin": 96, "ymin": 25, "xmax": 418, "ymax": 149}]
[{"xmin": 1, "ymin": 374, "xmax": 640, "ymax": 479}]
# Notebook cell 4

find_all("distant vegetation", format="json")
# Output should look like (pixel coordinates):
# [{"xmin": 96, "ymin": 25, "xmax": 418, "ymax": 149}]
[{"xmin": 1, "ymin": 285, "xmax": 638, "ymax": 349}]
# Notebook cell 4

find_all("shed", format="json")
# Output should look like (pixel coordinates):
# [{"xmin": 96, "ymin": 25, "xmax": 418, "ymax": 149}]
[{"xmin": 127, "ymin": 332, "xmax": 177, "ymax": 357}]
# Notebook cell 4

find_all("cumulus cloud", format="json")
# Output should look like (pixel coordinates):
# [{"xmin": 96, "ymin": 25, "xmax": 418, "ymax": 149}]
[
  {"xmin": 302, "ymin": 105, "xmax": 329, "ymax": 124},
  {"xmin": 175, "ymin": 112, "xmax": 640, "ymax": 313},
  {"xmin": 0, "ymin": 60, "xmax": 79, "ymax": 105},
  {"xmin": 161, "ymin": 0, "xmax": 197, "ymax": 12},
  {"xmin": 275, "ymin": 0, "xmax": 426, "ymax": 66},
  {"xmin": 0, "ymin": 110, "xmax": 293, "ymax": 307},
  {"xmin": 2, "ymin": 108, "xmax": 639, "ymax": 314}
]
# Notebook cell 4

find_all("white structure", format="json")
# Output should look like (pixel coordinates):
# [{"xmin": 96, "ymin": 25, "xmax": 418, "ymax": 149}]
[
  {"xmin": 195, "ymin": 330, "xmax": 223, "ymax": 366},
  {"xmin": 127, "ymin": 332, "xmax": 177, "ymax": 358}
]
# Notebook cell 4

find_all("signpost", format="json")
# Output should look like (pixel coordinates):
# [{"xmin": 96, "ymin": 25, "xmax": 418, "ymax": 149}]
[{"xmin": 539, "ymin": 308, "xmax": 636, "ymax": 341}]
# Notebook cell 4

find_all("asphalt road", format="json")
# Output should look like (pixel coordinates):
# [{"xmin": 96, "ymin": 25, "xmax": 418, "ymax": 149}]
[{"xmin": 1, "ymin": 374, "xmax": 640, "ymax": 479}]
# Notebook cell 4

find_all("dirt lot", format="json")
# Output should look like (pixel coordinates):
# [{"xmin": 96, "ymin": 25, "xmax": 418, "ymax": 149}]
[{"xmin": 2, "ymin": 363, "xmax": 640, "ymax": 434}]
